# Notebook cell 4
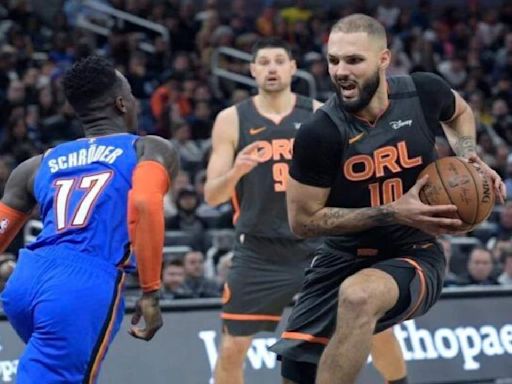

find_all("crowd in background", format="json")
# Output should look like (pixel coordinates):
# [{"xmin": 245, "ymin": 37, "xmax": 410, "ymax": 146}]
[{"xmin": 0, "ymin": 0, "xmax": 511, "ymax": 299}]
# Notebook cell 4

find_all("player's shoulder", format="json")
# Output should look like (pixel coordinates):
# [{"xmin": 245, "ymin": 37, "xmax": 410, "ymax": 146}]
[
  {"xmin": 296, "ymin": 103, "xmax": 340, "ymax": 141},
  {"xmin": 136, "ymin": 135, "xmax": 176, "ymax": 157},
  {"xmin": 215, "ymin": 105, "xmax": 238, "ymax": 122},
  {"xmin": 410, "ymin": 71, "xmax": 449, "ymax": 88}
]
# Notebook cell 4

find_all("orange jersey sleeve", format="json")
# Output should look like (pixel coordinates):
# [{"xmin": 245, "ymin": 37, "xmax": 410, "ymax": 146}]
[{"xmin": 127, "ymin": 161, "xmax": 170, "ymax": 292}]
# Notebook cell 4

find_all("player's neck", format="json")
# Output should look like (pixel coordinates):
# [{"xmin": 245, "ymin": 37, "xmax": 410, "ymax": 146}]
[
  {"xmin": 353, "ymin": 81, "xmax": 389, "ymax": 125},
  {"xmin": 81, "ymin": 115, "xmax": 127, "ymax": 138},
  {"xmin": 254, "ymin": 91, "xmax": 296, "ymax": 117}
]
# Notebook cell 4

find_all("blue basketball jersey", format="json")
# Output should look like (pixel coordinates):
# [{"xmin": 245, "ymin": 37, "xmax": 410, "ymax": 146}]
[{"xmin": 28, "ymin": 133, "xmax": 139, "ymax": 269}]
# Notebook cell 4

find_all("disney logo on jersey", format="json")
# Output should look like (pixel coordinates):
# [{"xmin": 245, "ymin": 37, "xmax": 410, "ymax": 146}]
[
  {"xmin": 390, "ymin": 120, "xmax": 413, "ymax": 130},
  {"xmin": 0, "ymin": 218, "xmax": 9, "ymax": 234}
]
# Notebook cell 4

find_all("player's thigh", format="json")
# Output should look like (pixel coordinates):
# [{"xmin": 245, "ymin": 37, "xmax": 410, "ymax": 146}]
[
  {"xmin": 21, "ymin": 264, "xmax": 124, "ymax": 382},
  {"xmin": 372, "ymin": 242, "xmax": 445, "ymax": 332}
]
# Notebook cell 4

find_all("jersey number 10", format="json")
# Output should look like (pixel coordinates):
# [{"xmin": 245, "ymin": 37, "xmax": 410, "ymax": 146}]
[
  {"xmin": 368, "ymin": 178, "xmax": 403, "ymax": 206},
  {"xmin": 53, "ymin": 171, "xmax": 113, "ymax": 231}
]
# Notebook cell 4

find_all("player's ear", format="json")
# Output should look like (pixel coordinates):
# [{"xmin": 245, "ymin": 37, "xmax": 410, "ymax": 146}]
[
  {"xmin": 290, "ymin": 59, "xmax": 297, "ymax": 75},
  {"xmin": 379, "ymin": 49, "xmax": 391, "ymax": 70},
  {"xmin": 115, "ymin": 96, "xmax": 127, "ymax": 114},
  {"xmin": 249, "ymin": 62, "xmax": 256, "ymax": 78}
]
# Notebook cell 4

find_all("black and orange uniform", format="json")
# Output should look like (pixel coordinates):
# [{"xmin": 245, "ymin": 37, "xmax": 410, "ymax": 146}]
[
  {"xmin": 222, "ymin": 94, "xmax": 319, "ymax": 335},
  {"xmin": 270, "ymin": 73, "xmax": 456, "ymax": 373}
]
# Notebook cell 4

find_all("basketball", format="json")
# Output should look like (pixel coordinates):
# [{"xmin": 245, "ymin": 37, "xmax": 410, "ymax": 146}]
[{"xmin": 418, "ymin": 157, "xmax": 495, "ymax": 231}]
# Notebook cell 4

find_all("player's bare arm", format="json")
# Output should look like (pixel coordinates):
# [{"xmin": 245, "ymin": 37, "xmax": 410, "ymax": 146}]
[
  {"xmin": 205, "ymin": 106, "xmax": 263, "ymax": 206},
  {"xmin": 287, "ymin": 176, "xmax": 461, "ymax": 238},
  {"xmin": 442, "ymin": 91, "xmax": 506, "ymax": 202},
  {"xmin": 0, "ymin": 155, "xmax": 41, "ymax": 252},
  {"xmin": 129, "ymin": 135, "xmax": 179, "ymax": 341},
  {"xmin": 137, "ymin": 134, "xmax": 180, "ymax": 180}
]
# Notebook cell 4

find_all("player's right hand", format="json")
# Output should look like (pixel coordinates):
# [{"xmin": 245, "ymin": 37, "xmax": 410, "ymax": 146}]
[
  {"xmin": 232, "ymin": 142, "xmax": 264, "ymax": 177},
  {"xmin": 129, "ymin": 291, "xmax": 163, "ymax": 341},
  {"xmin": 390, "ymin": 175, "xmax": 464, "ymax": 236}
]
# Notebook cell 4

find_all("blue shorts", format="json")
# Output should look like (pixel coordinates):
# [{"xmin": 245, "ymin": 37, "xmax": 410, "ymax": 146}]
[{"xmin": 1, "ymin": 248, "xmax": 125, "ymax": 384}]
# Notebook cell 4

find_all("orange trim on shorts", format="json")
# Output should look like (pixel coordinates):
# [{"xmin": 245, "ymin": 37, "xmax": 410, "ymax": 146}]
[
  {"xmin": 221, "ymin": 313, "xmax": 281, "ymax": 321},
  {"xmin": 357, "ymin": 248, "xmax": 378, "ymax": 257},
  {"xmin": 231, "ymin": 193, "xmax": 240, "ymax": 224},
  {"xmin": 86, "ymin": 272, "xmax": 125, "ymax": 384},
  {"xmin": 281, "ymin": 331, "xmax": 330, "ymax": 345},
  {"xmin": 222, "ymin": 283, "xmax": 231, "ymax": 305},
  {"xmin": 397, "ymin": 257, "xmax": 426, "ymax": 321}
]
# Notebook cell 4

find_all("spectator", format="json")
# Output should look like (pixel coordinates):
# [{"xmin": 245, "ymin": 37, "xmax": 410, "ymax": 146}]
[
  {"xmin": 498, "ymin": 250, "xmax": 512, "ymax": 285},
  {"xmin": 505, "ymin": 154, "xmax": 512, "ymax": 201},
  {"xmin": 498, "ymin": 202, "xmax": 512, "ymax": 240},
  {"xmin": 0, "ymin": 156, "xmax": 14, "ymax": 197},
  {"xmin": 216, "ymin": 251, "xmax": 233, "ymax": 288},
  {"xmin": 170, "ymin": 121, "xmax": 205, "ymax": 175},
  {"xmin": 161, "ymin": 259, "xmax": 193, "ymax": 299},
  {"xmin": 167, "ymin": 186, "xmax": 208, "ymax": 250},
  {"xmin": 182, "ymin": 250, "xmax": 221, "ymax": 298},
  {"xmin": 458, "ymin": 247, "xmax": 499, "ymax": 286}
]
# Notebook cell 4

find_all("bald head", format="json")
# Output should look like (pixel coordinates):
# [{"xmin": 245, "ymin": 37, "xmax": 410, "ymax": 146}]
[{"xmin": 331, "ymin": 14, "xmax": 387, "ymax": 50}]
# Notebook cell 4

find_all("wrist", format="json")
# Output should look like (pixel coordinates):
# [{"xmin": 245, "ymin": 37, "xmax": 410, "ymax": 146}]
[
  {"xmin": 228, "ymin": 167, "xmax": 245, "ymax": 182},
  {"xmin": 142, "ymin": 290, "xmax": 161, "ymax": 301}
]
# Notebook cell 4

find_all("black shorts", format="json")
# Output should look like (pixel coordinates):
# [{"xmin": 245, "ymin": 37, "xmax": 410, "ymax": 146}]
[
  {"xmin": 222, "ymin": 233, "xmax": 316, "ymax": 336},
  {"xmin": 270, "ymin": 240, "xmax": 445, "ymax": 364}
]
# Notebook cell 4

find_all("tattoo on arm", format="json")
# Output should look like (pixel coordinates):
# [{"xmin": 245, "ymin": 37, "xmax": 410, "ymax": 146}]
[
  {"xmin": 455, "ymin": 136, "xmax": 476, "ymax": 158},
  {"xmin": 299, "ymin": 205, "xmax": 396, "ymax": 237}
]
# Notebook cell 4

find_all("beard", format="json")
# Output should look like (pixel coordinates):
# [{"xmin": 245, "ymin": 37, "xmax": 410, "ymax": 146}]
[{"xmin": 334, "ymin": 69, "xmax": 380, "ymax": 113}]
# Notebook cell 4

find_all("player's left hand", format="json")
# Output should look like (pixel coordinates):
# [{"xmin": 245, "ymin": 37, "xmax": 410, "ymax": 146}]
[
  {"xmin": 129, "ymin": 291, "xmax": 163, "ymax": 341},
  {"xmin": 466, "ymin": 154, "xmax": 506, "ymax": 204}
]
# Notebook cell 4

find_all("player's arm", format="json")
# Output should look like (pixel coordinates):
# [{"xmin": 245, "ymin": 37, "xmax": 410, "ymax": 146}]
[
  {"xmin": 0, "ymin": 156, "xmax": 41, "ymax": 252},
  {"xmin": 131, "ymin": 135, "xmax": 179, "ymax": 292},
  {"xmin": 128, "ymin": 135, "xmax": 179, "ymax": 340},
  {"xmin": 287, "ymin": 112, "xmax": 462, "ymax": 238},
  {"xmin": 413, "ymin": 72, "xmax": 506, "ymax": 202},
  {"xmin": 204, "ymin": 106, "xmax": 262, "ymax": 206}
]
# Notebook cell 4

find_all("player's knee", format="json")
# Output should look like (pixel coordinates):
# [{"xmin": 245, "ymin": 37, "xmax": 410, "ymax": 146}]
[
  {"xmin": 219, "ymin": 335, "xmax": 252, "ymax": 361},
  {"xmin": 339, "ymin": 285, "xmax": 371, "ymax": 314}
]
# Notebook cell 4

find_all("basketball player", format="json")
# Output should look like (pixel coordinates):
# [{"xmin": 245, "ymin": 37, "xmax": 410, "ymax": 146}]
[
  {"xmin": 205, "ymin": 37, "xmax": 410, "ymax": 384},
  {"xmin": 270, "ymin": 14, "xmax": 506, "ymax": 384},
  {"xmin": 0, "ymin": 56, "xmax": 178, "ymax": 383}
]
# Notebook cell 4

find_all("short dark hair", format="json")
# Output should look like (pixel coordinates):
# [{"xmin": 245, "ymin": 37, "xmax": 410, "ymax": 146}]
[
  {"xmin": 63, "ymin": 55, "xmax": 119, "ymax": 110},
  {"xmin": 331, "ymin": 13, "xmax": 387, "ymax": 49},
  {"xmin": 251, "ymin": 37, "xmax": 293, "ymax": 62}
]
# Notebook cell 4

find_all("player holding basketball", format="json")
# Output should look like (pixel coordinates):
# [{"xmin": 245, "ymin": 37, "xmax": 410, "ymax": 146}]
[
  {"xmin": 270, "ymin": 14, "xmax": 506, "ymax": 384},
  {"xmin": 0, "ymin": 56, "xmax": 178, "ymax": 383},
  {"xmin": 206, "ymin": 37, "xmax": 410, "ymax": 384}
]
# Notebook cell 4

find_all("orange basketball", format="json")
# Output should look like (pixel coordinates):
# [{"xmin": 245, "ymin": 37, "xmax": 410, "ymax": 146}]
[{"xmin": 418, "ymin": 156, "xmax": 495, "ymax": 231}]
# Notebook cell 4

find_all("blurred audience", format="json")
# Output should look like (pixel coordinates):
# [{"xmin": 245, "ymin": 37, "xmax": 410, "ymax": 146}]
[
  {"xmin": 182, "ymin": 250, "xmax": 221, "ymax": 298},
  {"xmin": 457, "ymin": 247, "xmax": 499, "ymax": 286}
]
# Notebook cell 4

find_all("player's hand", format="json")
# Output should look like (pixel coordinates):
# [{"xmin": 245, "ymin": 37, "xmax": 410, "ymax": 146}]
[
  {"xmin": 390, "ymin": 175, "xmax": 464, "ymax": 236},
  {"xmin": 466, "ymin": 154, "xmax": 506, "ymax": 204},
  {"xmin": 232, "ymin": 142, "xmax": 264, "ymax": 177},
  {"xmin": 129, "ymin": 291, "xmax": 163, "ymax": 341}
]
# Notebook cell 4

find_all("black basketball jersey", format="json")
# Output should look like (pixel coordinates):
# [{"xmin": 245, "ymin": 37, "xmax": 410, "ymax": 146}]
[
  {"xmin": 290, "ymin": 74, "xmax": 456, "ymax": 252},
  {"xmin": 233, "ymin": 94, "xmax": 315, "ymax": 238}
]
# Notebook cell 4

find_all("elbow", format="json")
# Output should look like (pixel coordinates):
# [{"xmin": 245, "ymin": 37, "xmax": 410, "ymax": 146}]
[
  {"xmin": 204, "ymin": 189, "xmax": 217, "ymax": 207},
  {"xmin": 204, "ymin": 185, "xmax": 228, "ymax": 207},
  {"xmin": 289, "ymin": 217, "xmax": 309, "ymax": 239}
]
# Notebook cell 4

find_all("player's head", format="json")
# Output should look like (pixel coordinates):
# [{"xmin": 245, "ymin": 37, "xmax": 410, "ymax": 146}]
[
  {"xmin": 327, "ymin": 14, "xmax": 390, "ymax": 113},
  {"xmin": 250, "ymin": 37, "xmax": 296, "ymax": 94},
  {"xmin": 63, "ymin": 55, "xmax": 138, "ymax": 133}
]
